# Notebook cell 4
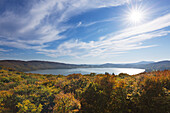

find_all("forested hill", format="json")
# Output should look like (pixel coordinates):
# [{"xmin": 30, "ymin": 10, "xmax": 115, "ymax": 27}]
[
  {"xmin": 0, "ymin": 60, "xmax": 169, "ymax": 72},
  {"xmin": 0, "ymin": 60, "xmax": 80, "ymax": 71},
  {"xmin": 144, "ymin": 61, "xmax": 170, "ymax": 71},
  {"xmin": 100, "ymin": 61, "xmax": 170, "ymax": 72}
]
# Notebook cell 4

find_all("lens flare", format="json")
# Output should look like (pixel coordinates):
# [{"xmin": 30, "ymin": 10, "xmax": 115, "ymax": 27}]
[
  {"xmin": 128, "ymin": 9, "xmax": 143, "ymax": 23},
  {"xmin": 124, "ymin": 2, "xmax": 148, "ymax": 25}
]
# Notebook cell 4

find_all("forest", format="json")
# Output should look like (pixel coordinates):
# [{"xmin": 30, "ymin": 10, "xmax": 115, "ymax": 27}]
[{"xmin": 0, "ymin": 66, "xmax": 169, "ymax": 113}]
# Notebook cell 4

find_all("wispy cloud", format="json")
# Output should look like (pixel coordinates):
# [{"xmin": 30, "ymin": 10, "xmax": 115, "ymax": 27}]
[
  {"xmin": 0, "ymin": 0, "xmax": 169, "ymax": 61},
  {"xmin": 0, "ymin": 0, "xmax": 130, "ymax": 51},
  {"xmin": 76, "ymin": 17, "xmax": 117, "ymax": 28},
  {"xmin": 40, "ymin": 13, "xmax": 170, "ymax": 58},
  {"xmin": 0, "ymin": 48, "xmax": 10, "ymax": 52}
]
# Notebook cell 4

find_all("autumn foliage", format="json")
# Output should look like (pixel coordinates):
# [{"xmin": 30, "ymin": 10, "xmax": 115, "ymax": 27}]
[{"xmin": 0, "ymin": 67, "xmax": 169, "ymax": 113}]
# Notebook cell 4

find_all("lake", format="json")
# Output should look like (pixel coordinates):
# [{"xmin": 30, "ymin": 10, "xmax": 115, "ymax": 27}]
[{"xmin": 26, "ymin": 68, "xmax": 145, "ymax": 75}]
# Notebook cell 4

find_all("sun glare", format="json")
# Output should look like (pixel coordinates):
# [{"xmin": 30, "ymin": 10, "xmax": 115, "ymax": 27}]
[
  {"xmin": 128, "ymin": 9, "xmax": 143, "ymax": 23},
  {"xmin": 124, "ymin": 2, "xmax": 147, "ymax": 25}
]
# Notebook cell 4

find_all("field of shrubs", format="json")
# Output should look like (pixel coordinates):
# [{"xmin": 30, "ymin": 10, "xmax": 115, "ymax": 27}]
[{"xmin": 0, "ymin": 67, "xmax": 169, "ymax": 113}]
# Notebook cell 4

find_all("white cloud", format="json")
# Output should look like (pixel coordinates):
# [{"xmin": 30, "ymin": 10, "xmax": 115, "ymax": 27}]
[
  {"xmin": 19, "ymin": 0, "xmax": 58, "ymax": 33},
  {"xmin": 76, "ymin": 17, "xmax": 117, "ymax": 28},
  {"xmin": 0, "ymin": 0, "xmax": 130, "ymax": 50},
  {"xmin": 40, "ymin": 13, "xmax": 170, "ymax": 58},
  {"xmin": 0, "ymin": 48, "xmax": 10, "ymax": 52},
  {"xmin": 0, "ymin": 0, "xmax": 169, "ymax": 60}
]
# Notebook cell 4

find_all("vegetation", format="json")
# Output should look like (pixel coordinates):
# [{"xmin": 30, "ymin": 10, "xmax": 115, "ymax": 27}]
[
  {"xmin": 0, "ymin": 67, "xmax": 169, "ymax": 113},
  {"xmin": 0, "ymin": 60, "xmax": 79, "ymax": 72}
]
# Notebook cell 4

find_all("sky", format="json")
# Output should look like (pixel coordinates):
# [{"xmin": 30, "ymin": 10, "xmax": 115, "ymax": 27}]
[{"xmin": 0, "ymin": 0, "xmax": 170, "ymax": 64}]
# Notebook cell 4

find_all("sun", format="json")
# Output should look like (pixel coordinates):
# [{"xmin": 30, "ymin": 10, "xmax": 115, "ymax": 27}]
[
  {"xmin": 128, "ymin": 9, "xmax": 143, "ymax": 24},
  {"xmin": 124, "ymin": 3, "xmax": 147, "ymax": 25}
]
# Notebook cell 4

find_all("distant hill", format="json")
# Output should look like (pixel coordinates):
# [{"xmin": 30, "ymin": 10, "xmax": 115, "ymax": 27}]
[
  {"xmin": 130, "ymin": 61, "xmax": 155, "ymax": 65},
  {"xmin": 99, "ymin": 61, "xmax": 154, "ymax": 68},
  {"xmin": 99, "ymin": 61, "xmax": 170, "ymax": 72},
  {"xmin": 143, "ymin": 61, "xmax": 170, "ymax": 72},
  {"xmin": 0, "ymin": 60, "xmax": 80, "ymax": 71},
  {"xmin": 0, "ymin": 60, "xmax": 169, "ymax": 72}
]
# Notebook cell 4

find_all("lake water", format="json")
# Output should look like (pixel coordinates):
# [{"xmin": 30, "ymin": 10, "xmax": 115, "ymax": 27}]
[{"xmin": 26, "ymin": 68, "xmax": 145, "ymax": 75}]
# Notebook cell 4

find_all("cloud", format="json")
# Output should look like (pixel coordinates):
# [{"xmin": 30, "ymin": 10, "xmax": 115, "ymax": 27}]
[
  {"xmin": 0, "ymin": 0, "xmax": 169, "ymax": 60},
  {"xmin": 40, "ymin": 13, "xmax": 170, "ymax": 58},
  {"xmin": 0, "ymin": 0, "xmax": 130, "ymax": 50},
  {"xmin": 76, "ymin": 17, "xmax": 117, "ymax": 28},
  {"xmin": 0, "ymin": 48, "xmax": 10, "ymax": 52},
  {"xmin": 77, "ymin": 22, "xmax": 82, "ymax": 27}
]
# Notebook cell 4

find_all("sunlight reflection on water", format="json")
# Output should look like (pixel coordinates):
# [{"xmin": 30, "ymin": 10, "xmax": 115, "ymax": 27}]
[{"xmin": 27, "ymin": 68, "xmax": 145, "ymax": 75}]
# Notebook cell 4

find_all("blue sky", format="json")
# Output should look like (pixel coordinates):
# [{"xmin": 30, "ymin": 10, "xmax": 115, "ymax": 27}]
[{"xmin": 0, "ymin": 0, "xmax": 170, "ymax": 64}]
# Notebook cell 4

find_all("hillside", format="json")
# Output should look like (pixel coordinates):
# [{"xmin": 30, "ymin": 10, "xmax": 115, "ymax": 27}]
[
  {"xmin": 97, "ymin": 61, "xmax": 170, "ymax": 71},
  {"xmin": 144, "ymin": 61, "xmax": 170, "ymax": 72},
  {"xmin": 0, "ymin": 69, "xmax": 169, "ymax": 113},
  {"xmin": 0, "ymin": 60, "xmax": 80, "ymax": 71},
  {"xmin": 0, "ymin": 60, "xmax": 169, "ymax": 72}
]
